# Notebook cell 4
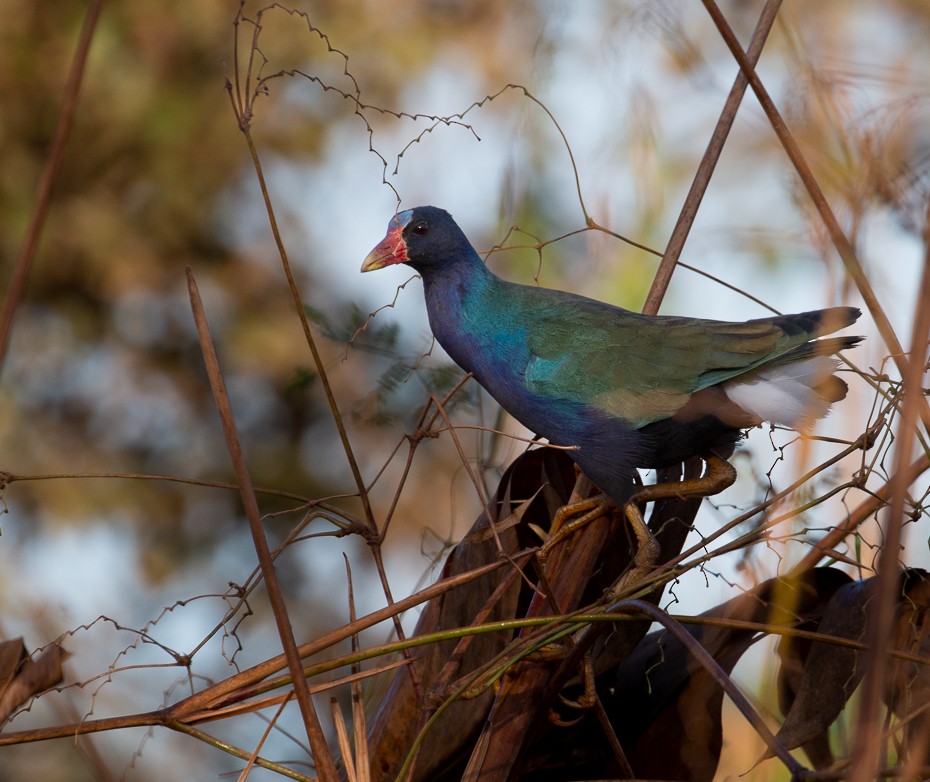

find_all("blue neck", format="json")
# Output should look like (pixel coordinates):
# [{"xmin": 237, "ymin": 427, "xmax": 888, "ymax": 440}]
[
  {"xmin": 417, "ymin": 250, "xmax": 607, "ymax": 455},
  {"xmin": 420, "ymin": 254, "xmax": 528, "ymax": 380}
]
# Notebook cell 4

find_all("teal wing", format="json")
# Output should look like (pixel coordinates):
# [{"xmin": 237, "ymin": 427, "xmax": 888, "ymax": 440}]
[{"xmin": 521, "ymin": 290, "xmax": 848, "ymax": 427}]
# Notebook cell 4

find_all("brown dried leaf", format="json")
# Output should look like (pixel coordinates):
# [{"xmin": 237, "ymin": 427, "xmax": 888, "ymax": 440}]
[
  {"xmin": 368, "ymin": 454, "xmax": 735, "ymax": 782},
  {"xmin": 774, "ymin": 568, "xmax": 930, "ymax": 769},
  {"xmin": 366, "ymin": 448, "xmax": 576, "ymax": 782},
  {"xmin": 0, "ymin": 639, "xmax": 27, "ymax": 692},
  {"xmin": 0, "ymin": 639, "xmax": 67, "ymax": 724},
  {"xmin": 517, "ymin": 568, "xmax": 851, "ymax": 782},
  {"xmin": 886, "ymin": 568, "xmax": 930, "ymax": 766},
  {"xmin": 773, "ymin": 576, "xmax": 871, "ymax": 767},
  {"xmin": 461, "ymin": 459, "xmax": 712, "ymax": 781},
  {"xmin": 462, "ymin": 487, "xmax": 617, "ymax": 782}
]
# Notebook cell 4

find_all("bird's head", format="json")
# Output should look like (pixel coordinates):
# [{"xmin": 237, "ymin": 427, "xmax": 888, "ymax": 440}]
[{"xmin": 361, "ymin": 206, "xmax": 473, "ymax": 274}]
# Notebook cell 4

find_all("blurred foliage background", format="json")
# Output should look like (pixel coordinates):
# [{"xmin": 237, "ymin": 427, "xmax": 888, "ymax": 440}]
[{"xmin": 1, "ymin": 0, "xmax": 929, "ymax": 779}]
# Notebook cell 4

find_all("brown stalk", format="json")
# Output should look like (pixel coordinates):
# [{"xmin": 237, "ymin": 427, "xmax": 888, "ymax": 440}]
[
  {"xmin": 643, "ymin": 0, "xmax": 783, "ymax": 315},
  {"xmin": 847, "ymin": 203, "xmax": 930, "ymax": 782},
  {"xmin": 167, "ymin": 555, "xmax": 520, "ymax": 719},
  {"xmin": 235, "ymin": 123, "xmax": 378, "ymax": 537},
  {"xmin": 4, "ymin": 470, "xmax": 312, "ymax": 504},
  {"xmin": 345, "ymin": 556, "xmax": 371, "ymax": 782},
  {"xmin": 0, "ymin": 0, "xmax": 105, "ymax": 376},
  {"xmin": 236, "ymin": 695, "xmax": 292, "ymax": 782},
  {"xmin": 180, "ymin": 660, "xmax": 409, "ymax": 726},
  {"xmin": 700, "ymin": 1, "xmax": 920, "ymax": 414},
  {"xmin": 186, "ymin": 269, "xmax": 339, "ymax": 781},
  {"xmin": 173, "ymin": 721, "xmax": 314, "ymax": 782},
  {"xmin": 0, "ymin": 559, "xmax": 523, "ymax": 748}
]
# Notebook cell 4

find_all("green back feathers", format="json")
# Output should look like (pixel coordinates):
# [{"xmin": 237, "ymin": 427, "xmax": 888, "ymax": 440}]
[{"xmin": 522, "ymin": 295, "xmax": 859, "ymax": 427}]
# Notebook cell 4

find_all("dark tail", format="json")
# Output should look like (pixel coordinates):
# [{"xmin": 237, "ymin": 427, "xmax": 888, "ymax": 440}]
[{"xmin": 757, "ymin": 306, "xmax": 862, "ymax": 339}]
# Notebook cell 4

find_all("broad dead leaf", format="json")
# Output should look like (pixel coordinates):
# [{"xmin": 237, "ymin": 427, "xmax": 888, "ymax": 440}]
[{"xmin": 0, "ymin": 638, "xmax": 67, "ymax": 724}]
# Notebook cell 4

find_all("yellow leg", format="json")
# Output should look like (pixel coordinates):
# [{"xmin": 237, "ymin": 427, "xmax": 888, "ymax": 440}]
[
  {"xmin": 536, "ymin": 495, "xmax": 612, "ymax": 567},
  {"xmin": 539, "ymin": 455, "xmax": 735, "ymax": 573},
  {"xmin": 632, "ymin": 452, "xmax": 736, "ymax": 503},
  {"xmin": 607, "ymin": 453, "xmax": 736, "ymax": 599},
  {"xmin": 545, "ymin": 454, "xmax": 737, "ymax": 715},
  {"xmin": 551, "ymin": 653, "xmax": 598, "ymax": 725}
]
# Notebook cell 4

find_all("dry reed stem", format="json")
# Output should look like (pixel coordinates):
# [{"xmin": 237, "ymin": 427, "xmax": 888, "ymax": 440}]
[
  {"xmin": 0, "ymin": 0, "xmax": 105, "ymax": 373},
  {"xmin": 848, "ymin": 204, "xmax": 930, "ymax": 782},
  {"xmin": 643, "ymin": 0, "xmax": 783, "ymax": 315},
  {"xmin": 187, "ymin": 269, "xmax": 339, "ymax": 780}
]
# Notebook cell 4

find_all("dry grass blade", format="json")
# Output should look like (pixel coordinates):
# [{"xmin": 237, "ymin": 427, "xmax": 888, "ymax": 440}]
[
  {"xmin": 235, "ymin": 695, "xmax": 292, "ymax": 782},
  {"xmin": 171, "ymin": 720, "xmax": 314, "ymax": 782},
  {"xmin": 344, "ymin": 554, "xmax": 371, "ymax": 782},
  {"xmin": 331, "ymin": 697, "xmax": 356, "ymax": 782}
]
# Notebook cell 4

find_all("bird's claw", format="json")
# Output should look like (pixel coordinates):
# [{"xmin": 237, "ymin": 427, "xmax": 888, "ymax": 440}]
[
  {"xmin": 607, "ymin": 453, "xmax": 736, "ymax": 599},
  {"xmin": 550, "ymin": 653, "xmax": 598, "ymax": 725},
  {"xmin": 537, "ymin": 495, "xmax": 611, "ymax": 567},
  {"xmin": 633, "ymin": 452, "xmax": 736, "ymax": 503}
]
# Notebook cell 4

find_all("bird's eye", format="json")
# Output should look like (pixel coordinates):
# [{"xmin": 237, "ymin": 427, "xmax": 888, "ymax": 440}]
[{"xmin": 412, "ymin": 221, "xmax": 429, "ymax": 236}]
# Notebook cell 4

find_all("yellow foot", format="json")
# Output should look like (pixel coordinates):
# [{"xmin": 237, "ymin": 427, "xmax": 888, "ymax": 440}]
[
  {"xmin": 550, "ymin": 653, "xmax": 597, "ymax": 726},
  {"xmin": 603, "ymin": 500, "xmax": 660, "ymax": 600},
  {"xmin": 537, "ymin": 495, "xmax": 612, "ymax": 566},
  {"xmin": 608, "ymin": 454, "xmax": 737, "ymax": 599},
  {"xmin": 633, "ymin": 452, "xmax": 736, "ymax": 503}
]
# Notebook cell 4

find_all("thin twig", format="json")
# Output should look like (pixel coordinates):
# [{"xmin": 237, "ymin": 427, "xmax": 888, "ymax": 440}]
[
  {"xmin": 225, "ymin": 20, "xmax": 415, "ymax": 683},
  {"xmin": 660, "ymin": 422, "xmax": 880, "ymax": 577},
  {"xmin": 791, "ymin": 453, "xmax": 930, "ymax": 576},
  {"xmin": 236, "ymin": 694, "xmax": 292, "ymax": 782},
  {"xmin": 166, "ymin": 555, "xmax": 526, "ymax": 719},
  {"xmin": 236, "ymin": 123, "xmax": 378, "ymax": 536},
  {"xmin": 173, "ymin": 721, "xmax": 314, "ymax": 782},
  {"xmin": 2, "ymin": 470, "xmax": 311, "ymax": 504}
]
